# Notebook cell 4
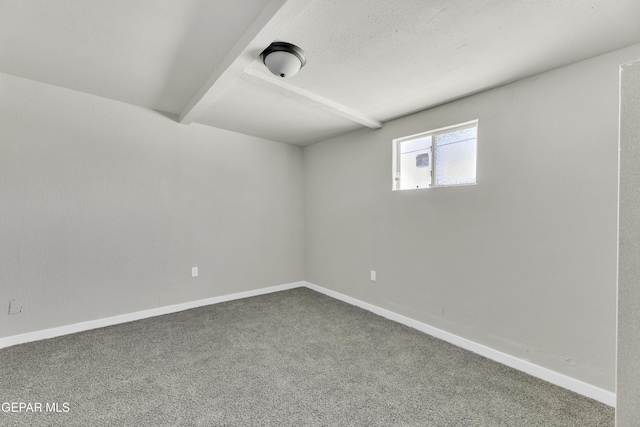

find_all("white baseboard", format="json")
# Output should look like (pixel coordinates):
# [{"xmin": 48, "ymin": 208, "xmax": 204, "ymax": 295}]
[
  {"xmin": 0, "ymin": 281, "xmax": 304, "ymax": 350},
  {"xmin": 303, "ymin": 281, "xmax": 616, "ymax": 407},
  {"xmin": 0, "ymin": 279, "xmax": 615, "ymax": 407}
]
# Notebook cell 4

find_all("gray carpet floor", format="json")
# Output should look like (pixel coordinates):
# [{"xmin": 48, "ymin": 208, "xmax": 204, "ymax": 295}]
[{"xmin": 0, "ymin": 287, "xmax": 614, "ymax": 426}]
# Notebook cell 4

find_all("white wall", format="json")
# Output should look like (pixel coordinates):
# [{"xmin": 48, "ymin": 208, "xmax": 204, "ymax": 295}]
[
  {"xmin": 0, "ymin": 73, "xmax": 305, "ymax": 338},
  {"xmin": 617, "ymin": 58, "xmax": 640, "ymax": 425},
  {"xmin": 304, "ymin": 42, "xmax": 640, "ymax": 392}
]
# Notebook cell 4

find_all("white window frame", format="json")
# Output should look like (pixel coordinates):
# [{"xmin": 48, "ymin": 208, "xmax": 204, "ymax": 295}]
[{"xmin": 392, "ymin": 120, "xmax": 478, "ymax": 191}]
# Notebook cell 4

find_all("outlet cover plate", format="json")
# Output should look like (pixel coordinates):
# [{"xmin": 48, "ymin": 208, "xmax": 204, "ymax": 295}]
[{"xmin": 8, "ymin": 299, "xmax": 23, "ymax": 314}]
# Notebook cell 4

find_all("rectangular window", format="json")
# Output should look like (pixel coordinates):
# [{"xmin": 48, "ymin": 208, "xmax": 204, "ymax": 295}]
[{"xmin": 393, "ymin": 120, "xmax": 477, "ymax": 190}]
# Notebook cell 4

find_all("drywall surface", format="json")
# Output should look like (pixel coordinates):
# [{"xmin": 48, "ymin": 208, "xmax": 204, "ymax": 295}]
[
  {"xmin": 617, "ymin": 59, "xmax": 640, "ymax": 425},
  {"xmin": 304, "ymin": 42, "xmax": 640, "ymax": 392},
  {"xmin": 0, "ymin": 73, "xmax": 304, "ymax": 339}
]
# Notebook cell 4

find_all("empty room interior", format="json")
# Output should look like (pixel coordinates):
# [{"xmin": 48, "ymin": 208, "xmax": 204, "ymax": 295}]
[{"xmin": 2, "ymin": 1, "xmax": 640, "ymax": 426}]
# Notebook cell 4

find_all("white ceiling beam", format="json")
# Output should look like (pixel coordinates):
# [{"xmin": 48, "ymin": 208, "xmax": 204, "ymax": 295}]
[
  {"xmin": 178, "ymin": 0, "xmax": 316, "ymax": 124},
  {"xmin": 242, "ymin": 68, "xmax": 383, "ymax": 129}
]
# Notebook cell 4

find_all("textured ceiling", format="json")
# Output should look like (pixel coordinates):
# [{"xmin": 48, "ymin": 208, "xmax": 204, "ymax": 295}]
[
  {"xmin": 0, "ymin": 0, "xmax": 271, "ymax": 113},
  {"xmin": 1, "ymin": 0, "xmax": 640, "ymax": 146},
  {"xmin": 282, "ymin": 0, "xmax": 640, "ymax": 120}
]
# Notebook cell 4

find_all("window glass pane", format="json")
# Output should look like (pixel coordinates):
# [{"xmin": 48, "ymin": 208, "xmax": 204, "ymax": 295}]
[
  {"xmin": 434, "ymin": 127, "xmax": 477, "ymax": 186},
  {"xmin": 399, "ymin": 136, "xmax": 431, "ymax": 189}
]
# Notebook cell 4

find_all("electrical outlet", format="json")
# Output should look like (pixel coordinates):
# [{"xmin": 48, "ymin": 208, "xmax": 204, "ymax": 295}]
[
  {"xmin": 192, "ymin": 267, "xmax": 198, "ymax": 277},
  {"xmin": 370, "ymin": 270, "xmax": 376, "ymax": 281},
  {"xmin": 8, "ymin": 300, "xmax": 22, "ymax": 315}
]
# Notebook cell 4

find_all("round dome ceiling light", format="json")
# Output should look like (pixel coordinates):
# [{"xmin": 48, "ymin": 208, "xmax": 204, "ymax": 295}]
[{"xmin": 260, "ymin": 42, "xmax": 306, "ymax": 78}]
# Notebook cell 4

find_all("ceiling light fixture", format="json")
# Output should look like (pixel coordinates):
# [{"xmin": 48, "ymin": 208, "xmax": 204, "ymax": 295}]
[{"xmin": 260, "ymin": 42, "xmax": 306, "ymax": 78}]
